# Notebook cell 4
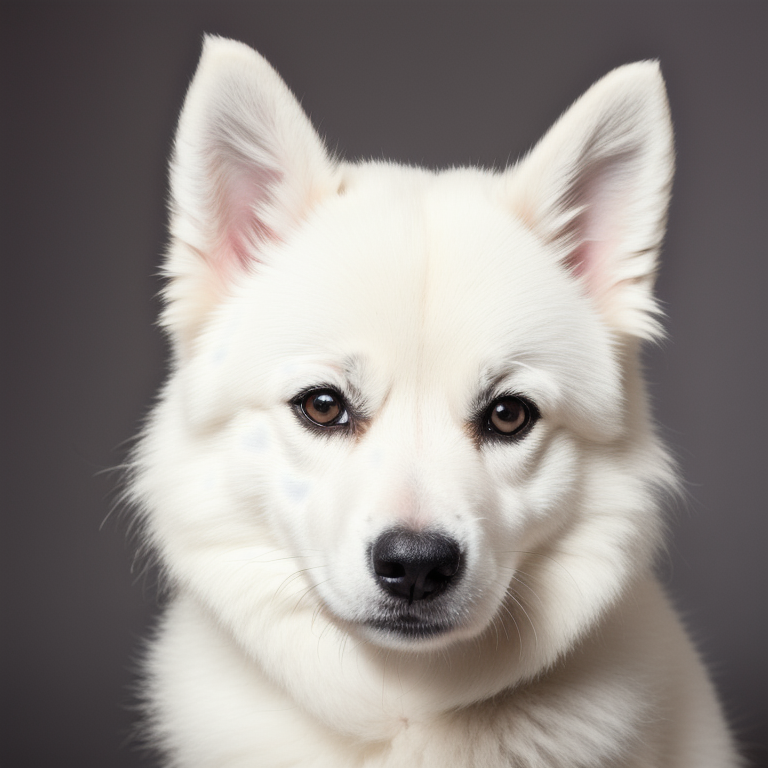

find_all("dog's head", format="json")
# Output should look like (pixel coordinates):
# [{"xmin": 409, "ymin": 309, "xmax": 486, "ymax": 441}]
[{"xmin": 135, "ymin": 37, "xmax": 675, "ymax": 695}]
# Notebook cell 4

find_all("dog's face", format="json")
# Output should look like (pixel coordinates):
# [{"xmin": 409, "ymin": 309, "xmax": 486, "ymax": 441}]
[
  {"xmin": 136, "ymin": 38, "xmax": 674, "ymax": 683},
  {"xmin": 191, "ymin": 166, "xmax": 627, "ymax": 651}
]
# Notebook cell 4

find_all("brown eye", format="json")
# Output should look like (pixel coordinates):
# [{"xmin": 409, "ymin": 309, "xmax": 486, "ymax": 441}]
[
  {"xmin": 485, "ymin": 396, "xmax": 535, "ymax": 437},
  {"xmin": 300, "ymin": 389, "xmax": 348, "ymax": 427}
]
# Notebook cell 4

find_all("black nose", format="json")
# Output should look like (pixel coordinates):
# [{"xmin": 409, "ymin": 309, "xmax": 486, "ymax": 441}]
[{"xmin": 371, "ymin": 529, "xmax": 462, "ymax": 603}]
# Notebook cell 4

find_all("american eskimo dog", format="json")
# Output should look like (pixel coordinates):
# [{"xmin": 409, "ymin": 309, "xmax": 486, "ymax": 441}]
[{"xmin": 131, "ymin": 36, "xmax": 740, "ymax": 767}]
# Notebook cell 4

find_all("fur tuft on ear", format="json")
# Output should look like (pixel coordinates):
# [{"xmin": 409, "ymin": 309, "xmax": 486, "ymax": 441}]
[
  {"xmin": 509, "ymin": 62, "xmax": 674, "ymax": 340},
  {"xmin": 163, "ymin": 36, "xmax": 339, "ymax": 354}
]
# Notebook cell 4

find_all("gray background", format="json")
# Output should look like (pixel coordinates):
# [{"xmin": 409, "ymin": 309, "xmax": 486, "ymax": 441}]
[{"xmin": 2, "ymin": 2, "xmax": 766, "ymax": 766}]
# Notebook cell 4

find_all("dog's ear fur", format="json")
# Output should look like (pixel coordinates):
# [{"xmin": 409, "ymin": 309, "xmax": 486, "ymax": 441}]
[
  {"xmin": 509, "ymin": 62, "xmax": 674, "ymax": 340},
  {"xmin": 163, "ymin": 36, "xmax": 339, "ymax": 355}
]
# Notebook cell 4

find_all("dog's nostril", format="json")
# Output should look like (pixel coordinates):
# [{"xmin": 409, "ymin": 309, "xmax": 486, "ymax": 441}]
[
  {"xmin": 375, "ymin": 560, "xmax": 406, "ymax": 579},
  {"xmin": 371, "ymin": 529, "xmax": 462, "ymax": 602}
]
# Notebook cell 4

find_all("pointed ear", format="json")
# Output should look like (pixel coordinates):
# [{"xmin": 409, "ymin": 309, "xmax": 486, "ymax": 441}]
[
  {"xmin": 163, "ymin": 36, "xmax": 339, "ymax": 353},
  {"xmin": 508, "ymin": 62, "xmax": 674, "ymax": 340}
]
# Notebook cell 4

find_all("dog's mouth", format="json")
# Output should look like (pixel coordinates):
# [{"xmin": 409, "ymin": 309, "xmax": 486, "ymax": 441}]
[
  {"xmin": 359, "ymin": 594, "xmax": 469, "ymax": 643},
  {"xmin": 365, "ymin": 612, "xmax": 455, "ymax": 640}
]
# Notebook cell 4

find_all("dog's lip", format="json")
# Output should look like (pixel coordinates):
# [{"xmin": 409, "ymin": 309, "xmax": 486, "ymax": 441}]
[
  {"xmin": 358, "ymin": 593, "xmax": 467, "ymax": 639},
  {"xmin": 364, "ymin": 615, "xmax": 454, "ymax": 638}
]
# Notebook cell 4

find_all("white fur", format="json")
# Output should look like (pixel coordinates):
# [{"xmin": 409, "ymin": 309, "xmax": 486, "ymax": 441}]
[{"xmin": 131, "ymin": 36, "xmax": 740, "ymax": 767}]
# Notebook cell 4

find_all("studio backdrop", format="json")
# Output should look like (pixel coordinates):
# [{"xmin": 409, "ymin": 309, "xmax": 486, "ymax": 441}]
[{"xmin": 3, "ymin": 2, "xmax": 766, "ymax": 766}]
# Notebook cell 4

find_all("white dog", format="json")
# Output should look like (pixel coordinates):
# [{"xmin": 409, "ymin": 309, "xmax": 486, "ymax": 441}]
[{"xmin": 131, "ymin": 36, "xmax": 740, "ymax": 767}]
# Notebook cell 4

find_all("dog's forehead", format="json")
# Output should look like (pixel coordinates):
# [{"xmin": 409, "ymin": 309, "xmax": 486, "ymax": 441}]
[
  {"xmin": 246, "ymin": 166, "xmax": 599, "ymax": 381},
  {"xmin": 197, "ymin": 168, "xmax": 621, "ymax": 435}
]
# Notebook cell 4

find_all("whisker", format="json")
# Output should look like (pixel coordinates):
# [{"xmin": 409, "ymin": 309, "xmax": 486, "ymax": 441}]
[
  {"xmin": 496, "ymin": 600, "xmax": 523, "ymax": 659},
  {"xmin": 289, "ymin": 577, "xmax": 329, "ymax": 621},
  {"xmin": 505, "ymin": 588, "xmax": 538, "ymax": 649}
]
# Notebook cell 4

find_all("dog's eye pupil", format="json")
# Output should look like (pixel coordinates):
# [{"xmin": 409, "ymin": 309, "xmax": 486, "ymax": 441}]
[
  {"xmin": 487, "ymin": 397, "xmax": 530, "ymax": 436},
  {"xmin": 302, "ymin": 390, "xmax": 343, "ymax": 426}
]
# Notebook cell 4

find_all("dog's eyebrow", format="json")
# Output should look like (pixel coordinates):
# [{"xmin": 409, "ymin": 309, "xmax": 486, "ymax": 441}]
[
  {"xmin": 340, "ymin": 354, "xmax": 370, "ymax": 410},
  {"xmin": 469, "ymin": 369, "xmax": 504, "ymax": 415},
  {"xmin": 471, "ymin": 364, "xmax": 530, "ymax": 412}
]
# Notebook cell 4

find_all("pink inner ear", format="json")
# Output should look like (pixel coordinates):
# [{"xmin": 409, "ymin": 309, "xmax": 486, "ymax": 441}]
[
  {"xmin": 217, "ymin": 164, "xmax": 283, "ymax": 270},
  {"xmin": 563, "ymin": 171, "xmax": 626, "ymax": 304},
  {"xmin": 567, "ymin": 237, "xmax": 617, "ymax": 304}
]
